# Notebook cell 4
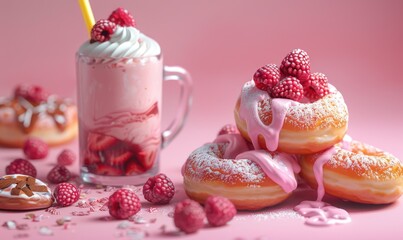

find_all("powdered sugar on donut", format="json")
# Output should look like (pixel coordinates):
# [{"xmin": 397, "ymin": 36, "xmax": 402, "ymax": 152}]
[
  {"xmin": 255, "ymin": 81, "xmax": 348, "ymax": 130},
  {"xmin": 185, "ymin": 143, "xmax": 266, "ymax": 184},
  {"xmin": 326, "ymin": 141, "xmax": 403, "ymax": 180},
  {"xmin": 184, "ymin": 135, "xmax": 299, "ymax": 191}
]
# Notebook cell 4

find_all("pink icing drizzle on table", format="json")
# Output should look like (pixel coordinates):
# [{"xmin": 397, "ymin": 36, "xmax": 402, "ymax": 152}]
[
  {"xmin": 295, "ymin": 135, "xmax": 355, "ymax": 226},
  {"xmin": 294, "ymin": 201, "xmax": 351, "ymax": 226},
  {"xmin": 239, "ymin": 81, "xmax": 297, "ymax": 151},
  {"xmin": 294, "ymin": 146, "xmax": 351, "ymax": 226}
]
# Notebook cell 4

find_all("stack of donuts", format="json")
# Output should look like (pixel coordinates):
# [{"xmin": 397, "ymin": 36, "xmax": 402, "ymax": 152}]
[{"xmin": 182, "ymin": 49, "xmax": 403, "ymax": 210}]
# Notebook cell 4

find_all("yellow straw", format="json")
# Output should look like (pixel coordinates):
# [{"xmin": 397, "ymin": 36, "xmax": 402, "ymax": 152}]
[{"xmin": 78, "ymin": 0, "xmax": 95, "ymax": 37}]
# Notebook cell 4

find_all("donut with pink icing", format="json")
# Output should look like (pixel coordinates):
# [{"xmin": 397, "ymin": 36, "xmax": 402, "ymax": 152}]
[
  {"xmin": 0, "ymin": 174, "xmax": 53, "ymax": 210},
  {"xmin": 182, "ymin": 134, "xmax": 300, "ymax": 210},
  {"xmin": 234, "ymin": 80, "xmax": 348, "ymax": 154},
  {"xmin": 299, "ymin": 139, "xmax": 403, "ymax": 204}
]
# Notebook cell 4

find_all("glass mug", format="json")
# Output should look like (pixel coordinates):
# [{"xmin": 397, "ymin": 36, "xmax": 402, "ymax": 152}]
[{"xmin": 76, "ymin": 53, "xmax": 191, "ymax": 186}]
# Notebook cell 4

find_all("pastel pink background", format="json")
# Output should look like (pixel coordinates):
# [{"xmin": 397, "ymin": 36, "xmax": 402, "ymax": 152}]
[{"xmin": 0, "ymin": 0, "xmax": 403, "ymax": 239}]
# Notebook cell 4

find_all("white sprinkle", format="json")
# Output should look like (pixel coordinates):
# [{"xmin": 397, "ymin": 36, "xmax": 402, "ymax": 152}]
[
  {"xmin": 39, "ymin": 226, "xmax": 53, "ymax": 236},
  {"xmin": 117, "ymin": 221, "xmax": 131, "ymax": 229},
  {"xmin": 2, "ymin": 220, "xmax": 16, "ymax": 230}
]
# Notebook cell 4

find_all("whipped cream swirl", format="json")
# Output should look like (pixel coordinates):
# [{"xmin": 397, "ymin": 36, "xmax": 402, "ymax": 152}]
[{"xmin": 78, "ymin": 26, "xmax": 161, "ymax": 59}]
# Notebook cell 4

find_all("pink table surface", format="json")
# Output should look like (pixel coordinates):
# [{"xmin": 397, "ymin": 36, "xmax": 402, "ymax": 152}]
[
  {"xmin": 1, "ymin": 129, "xmax": 403, "ymax": 240},
  {"xmin": 1, "ymin": 137, "xmax": 403, "ymax": 240},
  {"xmin": 1, "ymin": 0, "xmax": 403, "ymax": 239}
]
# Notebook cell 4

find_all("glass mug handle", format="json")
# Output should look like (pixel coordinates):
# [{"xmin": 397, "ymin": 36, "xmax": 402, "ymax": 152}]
[{"xmin": 161, "ymin": 66, "xmax": 192, "ymax": 148}]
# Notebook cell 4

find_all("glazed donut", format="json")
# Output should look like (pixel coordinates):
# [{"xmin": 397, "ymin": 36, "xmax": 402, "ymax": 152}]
[
  {"xmin": 234, "ymin": 80, "xmax": 348, "ymax": 154},
  {"xmin": 299, "ymin": 139, "xmax": 403, "ymax": 204},
  {"xmin": 182, "ymin": 134, "xmax": 300, "ymax": 210},
  {"xmin": 0, "ymin": 174, "xmax": 53, "ymax": 210},
  {"xmin": 0, "ymin": 89, "xmax": 78, "ymax": 147}
]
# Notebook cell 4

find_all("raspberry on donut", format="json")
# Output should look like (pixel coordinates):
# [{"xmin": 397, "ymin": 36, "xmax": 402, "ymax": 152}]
[
  {"xmin": 235, "ymin": 80, "xmax": 348, "ymax": 154},
  {"xmin": 280, "ymin": 49, "xmax": 311, "ymax": 81}
]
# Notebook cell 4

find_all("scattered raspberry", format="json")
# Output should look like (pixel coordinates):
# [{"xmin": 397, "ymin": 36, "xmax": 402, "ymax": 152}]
[
  {"xmin": 253, "ymin": 64, "xmax": 281, "ymax": 91},
  {"xmin": 271, "ymin": 77, "xmax": 304, "ymax": 101},
  {"xmin": 53, "ymin": 183, "xmax": 80, "ymax": 207},
  {"xmin": 204, "ymin": 196, "xmax": 237, "ymax": 227},
  {"xmin": 57, "ymin": 149, "xmax": 76, "ymax": 166},
  {"xmin": 47, "ymin": 165, "xmax": 71, "ymax": 184},
  {"xmin": 108, "ymin": 188, "xmax": 141, "ymax": 219},
  {"xmin": 5, "ymin": 159, "xmax": 37, "ymax": 177},
  {"xmin": 280, "ymin": 49, "xmax": 311, "ymax": 81},
  {"xmin": 108, "ymin": 7, "xmax": 136, "ymax": 27},
  {"xmin": 87, "ymin": 132, "xmax": 117, "ymax": 151},
  {"xmin": 14, "ymin": 84, "xmax": 49, "ymax": 104},
  {"xmin": 174, "ymin": 199, "xmax": 205, "ymax": 234},
  {"xmin": 23, "ymin": 138, "xmax": 48, "ymax": 160},
  {"xmin": 217, "ymin": 124, "xmax": 239, "ymax": 135},
  {"xmin": 143, "ymin": 173, "xmax": 175, "ymax": 204},
  {"xmin": 303, "ymin": 72, "xmax": 330, "ymax": 101},
  {"xmin": 91, "ymin": 19, "xmax": 117, "ymax": 43}
]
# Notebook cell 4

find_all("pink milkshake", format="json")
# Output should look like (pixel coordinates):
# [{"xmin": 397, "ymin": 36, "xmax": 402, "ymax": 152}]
[{"xmin": 76, "ymin": 9, "xmax": 191, "ymax": 185}]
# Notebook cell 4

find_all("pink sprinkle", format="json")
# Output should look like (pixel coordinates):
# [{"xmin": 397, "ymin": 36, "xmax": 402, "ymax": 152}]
[
  {"xmin": 33, "ymin": 215, "xmax": 46, "ymax": 222},
  {"xmin": 63, "ymin": 224, "xmax": 70, "ymax": 230},
  {"xmin": 45, "ymin": 207, "xmax": 60, "ymax": 215},
  {"xmin": 159, "ymin": 225, "xmax": 166, "ymax": 234},
  {"xmin": 71, "ymin": 211, "xmax": 91, "ymax": 216},
  {"xmin": 77, "ymin": 200, "xmax": 90, "ymax": 208},
  {"xmin": 89, "ymin": 206, "xmax": 96, "ymax": 212},
  {"xmin": 81, "ymin": 189, "xmax": 91, "ymax": 194},
  {"xmin": 97, "ymin": 197, "xmax": 109, "ymax": 204},
  {"xmin": 167, "ymin": 212, "xmax": 174, "ymax": 218},
  {"xmin": 105, "ymin": 186, "xmax": 116, "ymax": 192},
  {"xmin": 99, "ymin": 203, "xmax": 109, "ymax": 211},
  {"xmin": 13, "ymin": 233, "xmax": 29, "ymax": 238},
  {"xmin": 16, "ymin": 224, "xmax": 29, "ymax": 230}
]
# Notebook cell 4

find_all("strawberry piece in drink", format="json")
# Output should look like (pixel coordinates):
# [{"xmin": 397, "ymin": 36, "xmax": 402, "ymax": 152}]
[
  {"xmin": 93, "ymin": 164, "xmax": 123, "ymax": 176},
  {"xmin": 125, "ymin": 161, "xmax": 146, "ymax": 175},
  {"xmin": 87, "ymin": 132, "xmax": 117, "ymax": 151}
]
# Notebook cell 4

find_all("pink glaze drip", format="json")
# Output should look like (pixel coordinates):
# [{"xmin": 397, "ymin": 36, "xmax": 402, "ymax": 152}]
[
  {"xmin": 214, "ymin": 134, "xmax": 250, "ymax": 159},
  {"xmin": 239, "ymin": 81, "xmax": 297, "ymax": 151},
  {"xmin": 295, "ymin": 145, "xmax": 351, "ymax": 226},
  {"xmin": 235, "ymin": 150, "xmax": 299, "ymax": 193},
  {"xmin": 294, "ymin": 201, "xmax": 351, "ymax": 226},
  {"xmin": 313, "ymin": 147, "xmax": 336, "ymax": 201}
]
